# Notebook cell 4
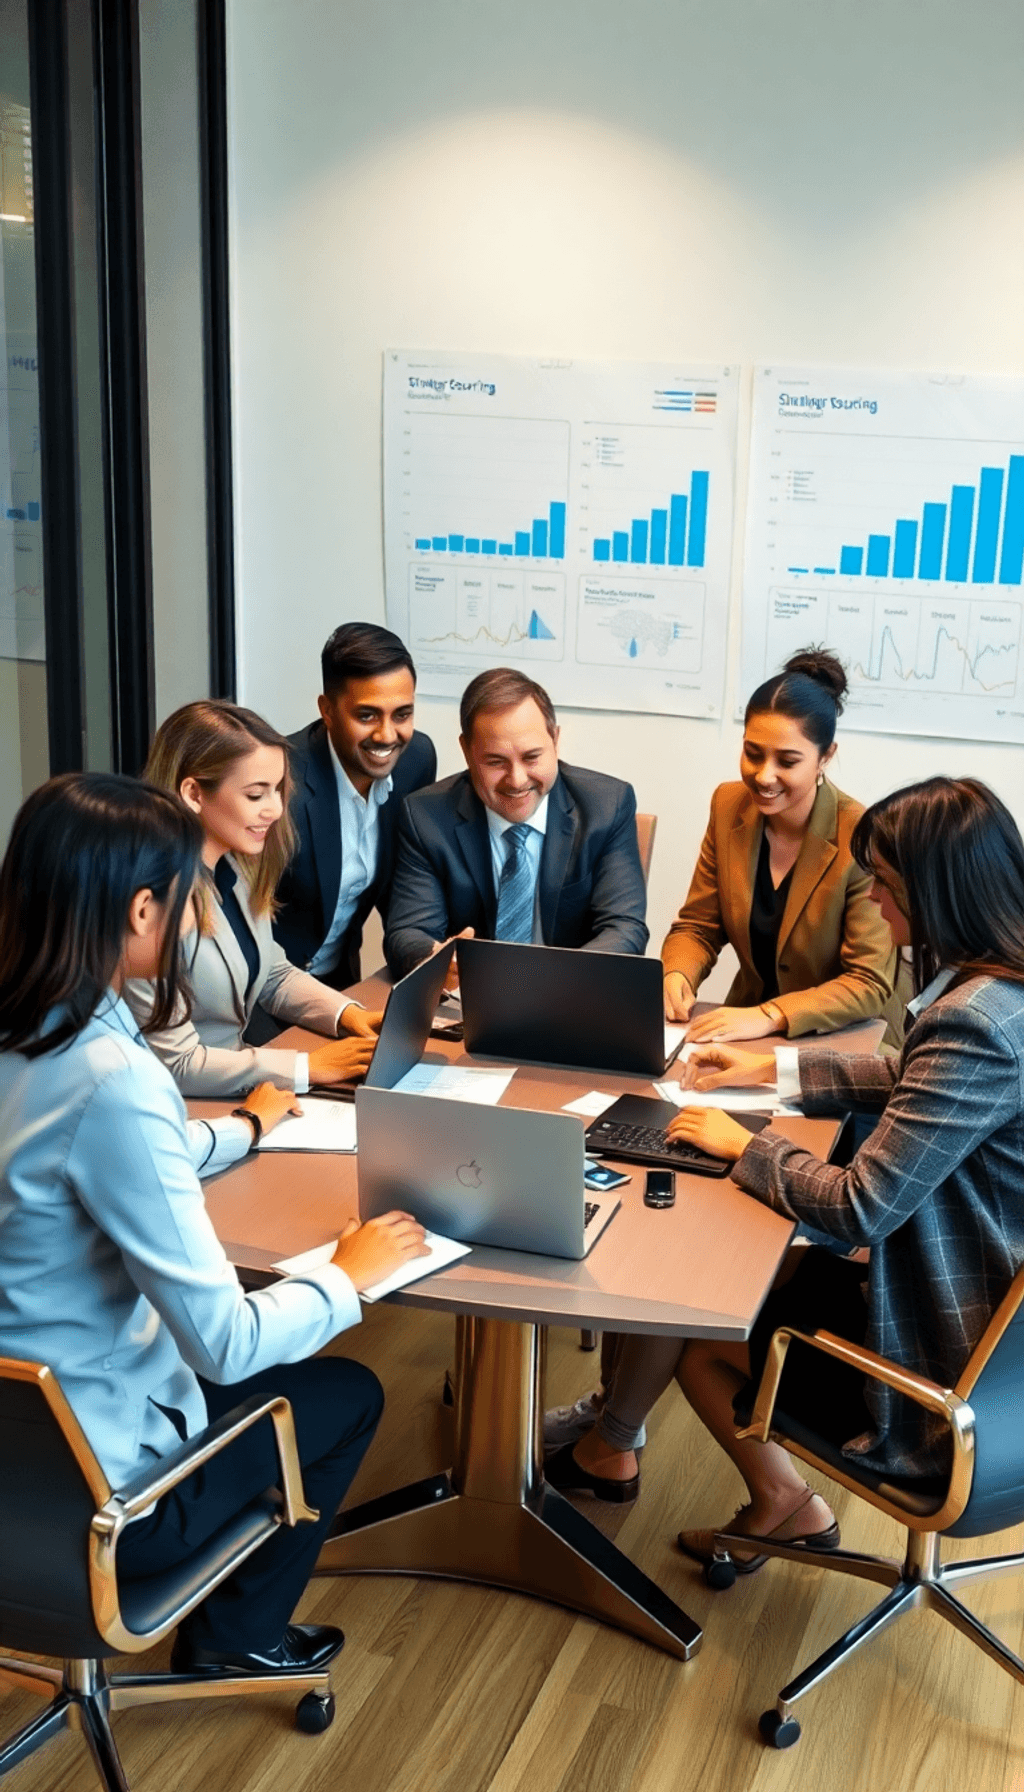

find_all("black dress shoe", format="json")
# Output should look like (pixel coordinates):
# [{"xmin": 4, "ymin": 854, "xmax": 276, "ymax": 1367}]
[
  {"xmin": 171, "ymin": 1622, "xmax": 345, "ymax": 1677},
  {"xmin": 544, "ymin": 1442, "xmax": 640, "ymax": 1504}
]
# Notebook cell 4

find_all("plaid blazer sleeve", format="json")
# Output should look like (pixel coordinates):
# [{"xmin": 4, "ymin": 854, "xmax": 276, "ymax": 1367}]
[{"xmin": 734, "ymin": 999, "xmax": 1022, "ymax": 1248}]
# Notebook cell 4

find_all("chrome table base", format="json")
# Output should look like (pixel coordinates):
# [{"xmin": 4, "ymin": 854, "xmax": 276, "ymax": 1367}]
[{"xmin": 316, "ymin": 1316, "xmax": 701, "ymax": 1660}]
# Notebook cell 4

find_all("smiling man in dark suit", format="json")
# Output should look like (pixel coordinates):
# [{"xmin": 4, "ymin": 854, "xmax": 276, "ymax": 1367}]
[
  {"xmin": 274, "ymin": 623, "xmax": 437, "ymax": 986},
  {"xmin": 384, "ymin": 667, "xmax": 648, "ymax": 978}
]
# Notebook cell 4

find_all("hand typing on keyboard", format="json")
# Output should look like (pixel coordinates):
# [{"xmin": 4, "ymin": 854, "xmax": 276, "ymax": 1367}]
[{"xmin": 665, "ymin": 1106, "xmax": 754, "ymax": 1163}]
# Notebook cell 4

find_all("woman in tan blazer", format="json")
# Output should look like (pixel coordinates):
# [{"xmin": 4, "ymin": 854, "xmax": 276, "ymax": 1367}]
[
  {"xmin": 125, "ymin": 701, "xmax": 380, "ymax": 1097},
  {"xmin": 663, "ymin": 649, "xmax": 904, "ymax": 1047}
]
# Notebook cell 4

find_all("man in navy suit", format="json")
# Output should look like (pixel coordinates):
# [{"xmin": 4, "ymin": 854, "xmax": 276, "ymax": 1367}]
[
  {"xmin": 384, "ymin": 667, "xmax": 648, "ymax": 979},
  {"xmin": 274, "ymin": 623, "xmax": 437, "ymax": 986}
]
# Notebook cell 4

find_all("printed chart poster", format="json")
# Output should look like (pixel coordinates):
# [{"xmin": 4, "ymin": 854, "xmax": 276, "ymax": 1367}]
[
  {"xmin": 742, "ymin": 366, "xmax": 1024, "ymax": 743},
  {"xmin": 383, "ymin": 352, "xmax": 738, "ymax": 717}
]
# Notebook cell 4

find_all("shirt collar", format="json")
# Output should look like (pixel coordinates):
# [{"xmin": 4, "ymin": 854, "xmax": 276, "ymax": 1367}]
[
  {"xmin": 486, "ymin": 793, "xmax": 550, "ymax": 844},
  {"xmin": 906, "ymin": 965, "xmax": 956, "ymax": 1017},
  {"xmin": 326, "ymin": 731, "xmax": 393, "ymax": 810}
]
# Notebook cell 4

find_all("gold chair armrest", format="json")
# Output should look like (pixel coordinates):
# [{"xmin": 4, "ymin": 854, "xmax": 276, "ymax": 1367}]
[{"xmin": 736, "ymin": 1326, "xmax": 975, "ymax": 1526}]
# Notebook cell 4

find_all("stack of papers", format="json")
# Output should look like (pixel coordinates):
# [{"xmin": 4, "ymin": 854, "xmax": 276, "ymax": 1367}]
[
  {"xmin": 392, "ymin": 1063, "xmax": 515, "ymax": 1104},
  {"xmin": 258, "ymin": 1098, "xmax": 358, "ymax": 1152},
  {"xmin": 272, "ymin": 1230, "xmax": 472, "ymax": 1301}
]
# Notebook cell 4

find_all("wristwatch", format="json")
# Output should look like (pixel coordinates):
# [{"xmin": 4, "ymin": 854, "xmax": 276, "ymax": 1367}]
[
  {"xmin": 231, "ymin": 1105, "xmax": 263, "ymax": 1147},
  {"xmin": 759, "ymin": 1001, "xmax": 787, "ymax": 1034}
]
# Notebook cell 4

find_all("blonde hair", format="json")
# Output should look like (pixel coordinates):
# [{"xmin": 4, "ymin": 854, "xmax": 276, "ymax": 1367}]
[{"xmin": 144, "ymin": 701, "xmax": 296, "ymax": 921}]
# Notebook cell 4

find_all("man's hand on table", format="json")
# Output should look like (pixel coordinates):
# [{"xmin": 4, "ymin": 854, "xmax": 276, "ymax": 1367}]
[
  {"xmin": 308, "ymin": 1036, "xmax": 377, "ymax": 1086},
  {"xmin": 430, "ymin": 927, "xmax": 474, "ymax": 994},
  {"xmin": 332, "ymin": 1212, "xmax": 430, "ymax": 1290},
  {"xmin": 666, "ymin": 1107, "xmax": 754, "ymax": 1163}
]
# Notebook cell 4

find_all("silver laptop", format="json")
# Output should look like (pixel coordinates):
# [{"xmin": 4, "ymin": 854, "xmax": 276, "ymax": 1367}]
[
  {"xmin": 311, "ymin": 941, "xmax": 455, "ymax": 1097},
  {"xmin": 356, "ymin": 1087, "xmax": 620, "ymax": 1259}
]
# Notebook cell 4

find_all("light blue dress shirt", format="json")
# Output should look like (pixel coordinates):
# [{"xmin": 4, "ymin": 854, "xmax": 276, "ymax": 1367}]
[
  {"xmin": 485, "ymin": 795, "xmax": 549, "ymax": 945},
  {"xmin": 309, "ymin": 737, "xmax": 393, "ymax": 976},
  {"xmin": 0, "ymin": 993, "xmax": 361, "ymax": 1489}
]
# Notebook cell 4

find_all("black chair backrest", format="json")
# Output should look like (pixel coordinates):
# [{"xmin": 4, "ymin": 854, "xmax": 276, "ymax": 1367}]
[
  {"xmin": 0, "ymin": 1366, "xmax": 114, "ymax": 1657},
  {"xmin": 947, "ymin": 1299, "xmax": 1024, "ymax": 1540}
]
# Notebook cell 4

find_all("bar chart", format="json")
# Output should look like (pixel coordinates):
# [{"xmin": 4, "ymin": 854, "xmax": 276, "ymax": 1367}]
[
  {"xmin": 591, "ymin": 472, "xmax": 710, "ymax": 568},
  {"xmin": 384, "ymin": 351, "xmax": 738, "ymax": 717},
  {"xmin": 743, "ymin": 365, "xmax": 1024, "ymax": 743}
]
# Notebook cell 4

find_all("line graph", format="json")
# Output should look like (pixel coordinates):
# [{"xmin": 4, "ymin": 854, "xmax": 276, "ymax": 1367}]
[{"xmin": 766, "ymin": 586, "xmax": 1020, "ymax": 699}]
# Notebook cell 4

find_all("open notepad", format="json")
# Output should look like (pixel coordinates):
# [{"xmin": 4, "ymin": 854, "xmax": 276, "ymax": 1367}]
[{"xmin": 272, "ymin": 1230, "xmax": 471, "ymax": 1302}]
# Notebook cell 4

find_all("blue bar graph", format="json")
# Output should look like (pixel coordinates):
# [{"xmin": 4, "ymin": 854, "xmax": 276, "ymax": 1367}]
[
  {"xmin": 414, "ymin": 499, "xmax": 567, "ymax": 559},
  {"xmin": 650, "ymin": 509, "xmax": 667, "ymax": 564},
  {"xmin": 687, "ymin": 472, "xmax": 709, "ymax": 567},
  {"xmin": 591, "ymin": 471, "xmax": 710, "ymax": 569},
  {"xmin": 945, "ymin": 486, "xmax": 974, "ymax": 581},
  {"xmin": 866, "ymin": 535, "xmax": 890, "ymax": 577},
  {"xmin": 998, "ymin": 457, "xmax": 1024, "ymax": 585},
  {"xmin": 892, "ymin": 520, "xmax": 918, "ymax": 578},
  {"xmin": 668, "ymin": 495, "xmax": 687, "ymax": 566},
  {"xmin": 823, "ymin": 455, "xmax": 1024, "ymax": 587},
  {"xmin": 971, "ymin": 469, "xmax": 1003, "ymax": 583},
  {"xmin": 919, "ymin": 504, "xmax": 946, "ymax": 579}
]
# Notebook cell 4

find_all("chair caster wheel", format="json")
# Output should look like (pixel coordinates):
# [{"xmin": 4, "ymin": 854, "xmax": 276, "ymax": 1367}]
[
  {"xmin": 705, "ymin": 1556, "xmax": 738, "ymax": 1590},
  {"xmin": 296, "ymin": 1690, "xmax": 336, "ymax": 1734},
  {"xmin": 759, "ymin": 1709, "xmax": 801, "ymax": 1749}
]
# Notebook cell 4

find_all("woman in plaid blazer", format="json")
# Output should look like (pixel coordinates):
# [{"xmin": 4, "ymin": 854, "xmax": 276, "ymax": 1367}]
[{"xmin": 549, "ymin": 778, "xmax": 1024, "ymax": 1565}]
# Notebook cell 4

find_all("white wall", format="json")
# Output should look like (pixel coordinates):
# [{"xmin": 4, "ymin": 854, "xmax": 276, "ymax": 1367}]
[{"xmin": 226, "ymin": 0, "xmax": 1024, "ymax": 965}]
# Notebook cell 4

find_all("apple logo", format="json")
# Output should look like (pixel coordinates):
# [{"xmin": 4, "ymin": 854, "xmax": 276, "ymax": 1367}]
[{"xmin": 457, "ymin": 1160, "xmax": 483, "ymax": 1189}]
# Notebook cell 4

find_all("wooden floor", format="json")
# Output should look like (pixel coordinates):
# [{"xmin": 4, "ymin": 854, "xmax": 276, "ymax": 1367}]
[{"xmin": 5, "ymin": 1304, "xmax": 1024, "ymax": 1792}]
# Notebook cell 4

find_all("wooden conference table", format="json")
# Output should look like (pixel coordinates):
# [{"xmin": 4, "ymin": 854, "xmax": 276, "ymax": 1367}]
[{"xmin": 197, "ymin": 989, "xmax": 884, "ymax": 1662}]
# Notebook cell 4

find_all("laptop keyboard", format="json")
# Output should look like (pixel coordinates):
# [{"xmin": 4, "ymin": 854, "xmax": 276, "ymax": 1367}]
[{"xmin": 589, "ymin": 1119, "xmax": 719, "ymax": 1167}]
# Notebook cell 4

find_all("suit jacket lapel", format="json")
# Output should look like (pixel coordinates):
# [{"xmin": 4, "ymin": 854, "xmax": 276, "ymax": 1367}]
[
  {"xmin": 306, "ymin": 725, "xmax": 342, "ymax": 926},
  {"xmin": 777, "ymin": 781, "xmax": 838, "ymax": 958},
  {"xmin": 723, "ymin": 793, "xmax": 762, "ymax": 972},
  {"xmin": 206, "ymin": 882, "xmax": 251, "ymax": 1027},
  {"xmin": 454, "ymin": 779, "xmax": 497, "ymax": 928},
  {"xmin": 538, "ymin": 774, "xmax": 577, "ymax": 941}
]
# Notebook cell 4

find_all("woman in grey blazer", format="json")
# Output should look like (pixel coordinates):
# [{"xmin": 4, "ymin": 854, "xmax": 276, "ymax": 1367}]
[
  {"xmin": 126, "ymin": 701, "xmax": 381, "ymax": 1097},
  {"xmin": 548, "ymin": 778, "xmax": 1024, "ymax": 1566},
  {"xmin": 0, "ymin": 773, "xmax": 426, "ymax": 1672}
]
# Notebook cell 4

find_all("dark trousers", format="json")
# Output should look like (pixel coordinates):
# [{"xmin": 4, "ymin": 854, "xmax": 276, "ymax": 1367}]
[{"xmin": 117, "ymin": 1357, "xmax": 383, "ymax": 1651}]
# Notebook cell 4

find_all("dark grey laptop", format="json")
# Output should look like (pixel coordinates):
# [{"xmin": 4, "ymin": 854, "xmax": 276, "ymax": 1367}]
[
  {"xmin": 456, "ymin": 938, "xmax": 683, "ymax": 1076},
  {"xmin": 311, "ymin": 940, "xmax": 455, "ymax": 1097},
  {"xmin": 356, "ymin": 1087, "xmax": 620, "ymax": 1259}
]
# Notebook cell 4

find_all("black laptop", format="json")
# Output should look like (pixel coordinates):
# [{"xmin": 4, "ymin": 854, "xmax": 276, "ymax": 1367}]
[
  {"xmin": 311, "ymin": 940, "xmax": 455, "ymax": 1097},
  {"xmin": 585, "ymin": 1093, "xmax": 772, "ymax": 1177},
  {"xmin": 456, "ymin": 939, "xmax": 684, "ymax": 1077}
]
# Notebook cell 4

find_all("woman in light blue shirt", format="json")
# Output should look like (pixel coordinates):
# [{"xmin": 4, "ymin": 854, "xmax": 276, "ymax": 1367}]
[{"xmin": 0, "ymin": 772, "xmax": 426, "ymax": 1676}]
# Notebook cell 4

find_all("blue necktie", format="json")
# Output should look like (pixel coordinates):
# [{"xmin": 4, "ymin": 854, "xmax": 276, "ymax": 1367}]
[{"xmin": 494, "ymin": 823, "xmax": 534, "ymax": 944}]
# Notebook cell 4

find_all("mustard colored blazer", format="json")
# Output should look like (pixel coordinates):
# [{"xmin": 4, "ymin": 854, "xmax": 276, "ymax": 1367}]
[{"xmin": 662, "ymin": 779, "xmax": 905, "ymax": 1043}]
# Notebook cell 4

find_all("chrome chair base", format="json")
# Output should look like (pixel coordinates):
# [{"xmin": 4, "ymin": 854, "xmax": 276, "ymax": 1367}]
[
  {"xmin": 709, "ymin": 1524, "xmax": 1024, "ymax": 1746},
  {"xmin": 0, "ymin": 1654, "xmax": 333, "ymax": 1789}
]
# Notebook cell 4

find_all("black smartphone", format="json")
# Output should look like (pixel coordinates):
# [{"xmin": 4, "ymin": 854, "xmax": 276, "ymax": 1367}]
[{"xmin": 644, "ymin": 1169, "xmax": 676, "ymax": 1209}]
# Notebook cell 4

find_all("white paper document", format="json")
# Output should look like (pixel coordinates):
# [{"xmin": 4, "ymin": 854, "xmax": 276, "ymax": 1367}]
[
  {"xmin": 272, "ymin": 1231, "xmax": 471, "ymax": 1302},
  {"xmin": 654, "ymin": 1080, "xmax": 795, "ymax": 1116},
  {"xmin": 392, "ymin": 1063, "xmax": 515, "ymax": 1104},
  {"xmin": 258, "ymin": 1098, "xmax": 358, "ymax": 1153},
  {"xmin": 664, "ymin": 1024, "xmax": 685, "ymax": 1061},
  {"xmin": 562, "ymin": 1089, "xmax": 618, "ymax": 1118}
]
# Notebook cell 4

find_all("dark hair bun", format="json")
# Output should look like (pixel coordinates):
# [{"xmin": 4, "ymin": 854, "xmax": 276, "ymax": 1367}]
[{"xmin": 782, "ymin": 647, "xmax": 848, "ymax": 715}]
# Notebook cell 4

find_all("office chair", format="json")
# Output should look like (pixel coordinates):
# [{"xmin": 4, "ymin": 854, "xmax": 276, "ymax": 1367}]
[
  {"xmin": 579, "ymin": 812, "xmax": 658, "ymax": 1356},
  {"xmin": 702, "ymin": 1262, "xmax": 1024, "ymax": 1749},
  {"xmin": 0, "ymin": 1356, "xmax": 337, "ymax": 1790}
]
